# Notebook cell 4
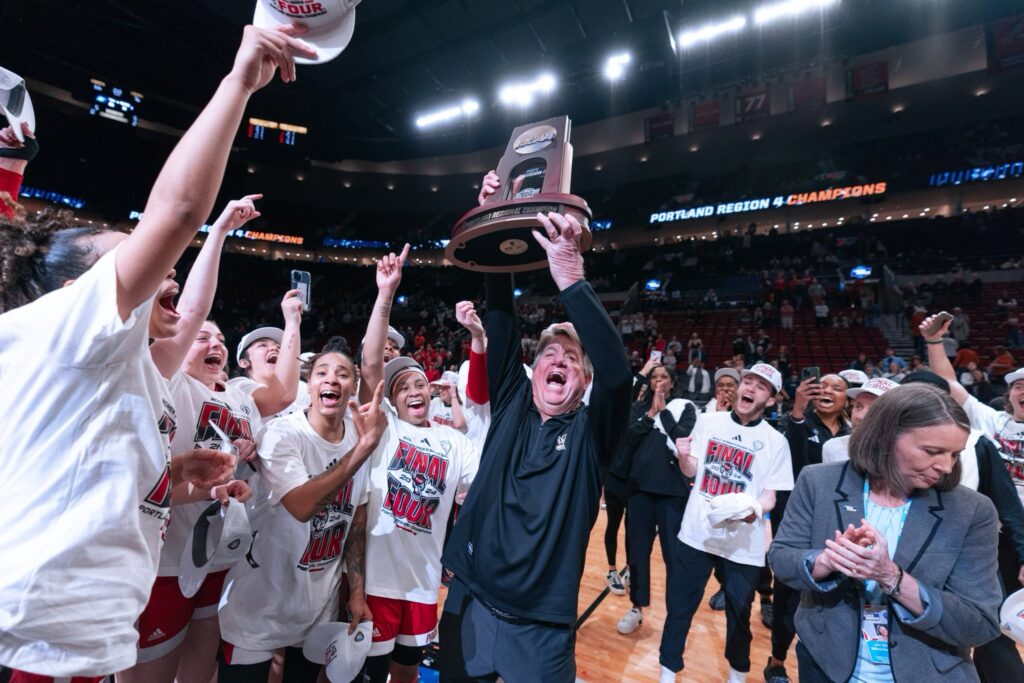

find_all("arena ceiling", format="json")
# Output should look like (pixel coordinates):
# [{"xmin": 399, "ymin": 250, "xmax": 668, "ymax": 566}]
[{"xmin": 2, "ymin": 0, "xmax": 1019, "ymax": 162}]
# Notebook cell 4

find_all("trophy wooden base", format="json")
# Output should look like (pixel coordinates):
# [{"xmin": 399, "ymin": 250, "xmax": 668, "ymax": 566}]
[{"xmin": 445, "ymin": 193, "xmax": 592, "ymax": 273}]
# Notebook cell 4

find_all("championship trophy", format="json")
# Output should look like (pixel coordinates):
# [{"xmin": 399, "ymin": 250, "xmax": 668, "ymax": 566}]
[{"xmin": 445, "ymin": 115, "xmax": 592, "ymax": 272}]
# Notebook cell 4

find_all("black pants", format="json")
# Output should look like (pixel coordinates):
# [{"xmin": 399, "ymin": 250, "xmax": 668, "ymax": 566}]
[
  {"xmin": 659, "ymin": 539, "xmax": 761, "ymax": 673},
  {"xmin": 769, "ymin": 490, "xmax": 800, "ymax": 660},
  {"xmin": 713, "ymin": 559, "xmax": 773, "ymax": 599},
  {"xmin": 604, "ymin": 487, "xmax": 627, "ymax": 567},
  {"xmin": 795, "ymin": 641, "xmax": 832, "ymax": 683},
  {"xmin": 974, "ymin": 531, "xmax": 1024, "ymax": 681},
  {"xmin": 439, "ymin": 578, "xmax": 575, "ymax": 683},
  {"xmin": 626, "ymin": 491, "xmax": 685, "ymax": 607},
  {"xmin": 218, "ymin": 645, "xmax": 321, "ymax": 683}
]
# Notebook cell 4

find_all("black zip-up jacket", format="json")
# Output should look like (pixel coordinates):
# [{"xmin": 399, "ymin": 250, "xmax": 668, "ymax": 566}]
[
  {"xmin": 615, "ymin": 397, "xmax": 696, "ymax": 497},
  {"xmin": 776, "ymin": 411, "xmax": 850, "ymax": 526},
  {"xmin": 442, "ymin": 275, "xmax": 633, "ymax": 624}
]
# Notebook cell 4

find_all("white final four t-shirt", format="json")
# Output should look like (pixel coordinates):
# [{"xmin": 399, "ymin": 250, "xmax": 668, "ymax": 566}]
[
  {"xmin": 219, "ymin": 410, "xmax": 369, "ymax": 651},
  {"xmin": 365, "ymin": 404, "xmax": 478, "ymax": 604},
  {"xmin": 158, "ymin": 372, "xmax": 263, "ymax": 576},
  {"xmin": 679, "ymin": 411, "xmax": 793, "ymax": 567},
  {"xmin": 963, "ymin": 395, "xmax": 1024, "ymax": 506},
  {"xmin": 0, "ymin": 248, "xmax": 175, "ymax": 676}
]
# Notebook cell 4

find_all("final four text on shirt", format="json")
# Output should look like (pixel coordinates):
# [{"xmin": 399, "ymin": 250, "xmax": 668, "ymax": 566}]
[
  {"xmin": 699, "ymin": 438, "xmax": 755, "ymax": 496},
  {"xmin": 384, "ymin": 440, "xmax": 450, "ymax": 532}
]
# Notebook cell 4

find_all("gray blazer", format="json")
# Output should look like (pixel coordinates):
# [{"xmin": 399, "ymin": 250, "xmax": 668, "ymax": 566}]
[{"xmin": 768, "ymin": 462, "xmax": 1001, "ymax": 682}]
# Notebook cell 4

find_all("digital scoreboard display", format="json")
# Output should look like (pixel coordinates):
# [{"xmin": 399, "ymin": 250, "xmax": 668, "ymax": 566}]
[
  {"xmin": 246, "ymin": 117, "xmax": 308, "ymax": 148},
  {"xmin": 88, "ymin": 79, "xmax": 143, "ymax": 126}
]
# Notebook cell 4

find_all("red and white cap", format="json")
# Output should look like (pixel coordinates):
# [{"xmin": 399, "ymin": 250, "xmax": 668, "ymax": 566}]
[
  {"xmin": 303, "ymin": 621, "xmax": 372, "ymax": 682},
  {"xmin": 253, "ymin": 0, "xmax": 360, "ymax": 65},
  {"xmin": 847, "ymin": 377, "xmax": 899, "ymax": 399},
  {"xmin": 741, "ymin": 363, "xmax": 783, "ymax": 393}
]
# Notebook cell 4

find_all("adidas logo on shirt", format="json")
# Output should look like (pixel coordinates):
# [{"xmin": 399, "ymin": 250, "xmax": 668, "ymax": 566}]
[
  {"xmin": 146, "ymin": 627, "xmax": 166, "ymax": 642},
  {"xmin": 732, "ymin": 434, "xmax": 743, "ymax": 442}
]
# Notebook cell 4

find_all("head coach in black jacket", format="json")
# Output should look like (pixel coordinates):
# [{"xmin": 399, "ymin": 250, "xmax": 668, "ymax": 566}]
[
  {"xmin": 768, "ymin": 385, "xmax": 1001, "ymax": 682},
  {"xmin": 440, "ymin": 177, "xmax": 633, "ymax": 683}
]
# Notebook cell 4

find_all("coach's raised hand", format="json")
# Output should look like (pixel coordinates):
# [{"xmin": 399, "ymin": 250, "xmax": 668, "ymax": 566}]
[{"xmin": 533, "ymin": 211, "xmax": 585, "ymax": 292}]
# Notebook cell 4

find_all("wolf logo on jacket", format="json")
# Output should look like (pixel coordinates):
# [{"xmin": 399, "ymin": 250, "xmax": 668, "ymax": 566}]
[
  {"xmin": 298, "ymin": 476, "xmax": 355, "ymax": 571},
  {"xmin": 699, "ymin": 438, "xmax": 755, "ymax": 496},
  {"xmin": 383, "ymin": 439, "xmax": 449, "ymax": 533}
]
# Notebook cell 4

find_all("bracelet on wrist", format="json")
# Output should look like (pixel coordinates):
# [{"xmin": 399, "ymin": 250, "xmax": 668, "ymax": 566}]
[
  {"xmin": 925, "ymin": 339, "xmax": 943, "ymax": 345},
  {"xmin": 883, "ymin": 564, "xmax": 904, "ymax": 597}
]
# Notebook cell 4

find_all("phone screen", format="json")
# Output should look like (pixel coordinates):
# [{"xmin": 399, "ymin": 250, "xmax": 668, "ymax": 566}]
[
  {"xmin": 801, "ymin": 366, "xmax": 821, "ymax": 383},
  {"xmin": 291, "ymin": 270, "xmax": 311, "ymax": 312},
  {"xmin": 650, "ymin": 349, "xmax": 663, "ymax": 362}
]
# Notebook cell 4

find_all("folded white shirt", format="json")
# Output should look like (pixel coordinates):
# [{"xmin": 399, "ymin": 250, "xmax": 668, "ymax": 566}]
[{"xmin": 706, "ymin": 493, "xmax": 763, "ymax": 529}]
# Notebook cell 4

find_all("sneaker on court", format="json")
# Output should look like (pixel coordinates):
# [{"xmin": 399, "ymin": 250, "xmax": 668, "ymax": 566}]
[
  {"xmin": 763, "ymin": 658, "xmax": 790, "ymax": 683},
  {"xmin": 617, "ymin": 607, "xmax": 643, "ymax": 634},
  {"xmin": 760, "ymin": 599, "xmax": 774, "ymax": 629},
  {"xmin": 621, "ymin": 566, "xmax": 630, "ymax": 583},
  {"xmin": 607, "ymin": 570, "xmax": 626, "ymax": 595},
  {"xmin": 708, "ymin": 589, "xmax": 726, "ymax": 611},
  {"xmin": 659, "ymin": 665, "xmax": 676, "ymax": 683}
]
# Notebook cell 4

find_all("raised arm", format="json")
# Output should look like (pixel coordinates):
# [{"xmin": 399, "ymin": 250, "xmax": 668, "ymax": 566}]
[
  {"xmin": 150, "ymin": 195, "xmax": 262, "ymax": 378},
  {"xmin": 456, "ymin": 300, "xmax": 489, "ymax": 405},
  {"xmin": 920, "ymin": 313, "xmax": 969, "ymax": 405},
  {"xmin": 533, "ymin": 211, "xmax": 632, "ymax": 460},
  {"xmin": 251, "ymin": 290, "xmax": 303, "ymax": 416},
  {"xmin": 359, "ymin": 244, "xmax": 409, "ymax": 404},
  {"xmin": 114, "ymin": 25, "xmax": 315, "ymax": 320}
]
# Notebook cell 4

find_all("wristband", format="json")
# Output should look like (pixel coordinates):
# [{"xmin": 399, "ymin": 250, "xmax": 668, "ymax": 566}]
[{"xmin": 0, "ymin": 136, "xmax": 38, "ymax": 162}]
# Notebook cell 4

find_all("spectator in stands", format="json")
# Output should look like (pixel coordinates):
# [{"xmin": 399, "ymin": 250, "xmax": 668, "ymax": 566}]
[
  {"xmin": 663, "ymin": 348, "xmax": 678, "ymax": 373},
  {"xmin": 997, "ymin": 290, "xmax": 1018, "ymax": 311},
  {"xmin": 849, "ymin": 352, "xmax": 868, "ymax": 372},
  {"xmin": 864, "ymin": 361, "xmax": 882, "ymax": 380},
  {"xmin": 910, "ymin": 307, "xmax": 928, "ymax": 357},
  {"xmin": 951, "ymin": 307, "xmax": 971, "ymax": 343},
  {"xmin": 884, "ymin": 361, "xmax": 908, "ymax": 383},
  {"xmin": 909, "ymin": 355, "xmax": 926, "ymax": 372},
  {"xmin": 954, "ymin": 342, "xmax": 980, "ymax": 371},
  {"xmin": 704, "ymin": 368, "xmax": 740, "ymax": 414},
  {"xmin": 1001, "ymin": 311, "xmax": 1023, "ymax": 348},
  {"xmin": 755, "ymin": 329, "xmax": 772, "ymax": 356},
  {"xmin": 703, "ymin": 288, "xmax": 719, "ymax": 309},
  {"xmin": 988, "ymin": 345, "xmax": 1017, "ymax": 382},
  {"xmin": 775, "ymin": 346, "xmax": 794, "ymax": 379},
  {"xmin": 646, "ymin": 314, "xmax": 658, "ymax": 335},
  {"xmin": 780, "ymin": 300, "xmax": 795, "ymax": 330},
  {"xmin": 807, "ymin": 278, "xmax": 825, "ymax": 306},
  {"xmin": 941, "ymin": 333, "xmax": 959, "ymax": 364},
  {"xmin": 667, "ymin": 335, "xmax": 683, "ymax": 358},
  {"xmin": 813, "ymin": 301, "xmax": 830, "ymax": 328},
  {"xmin": 969, "ymin": 368, "xmax": 1001, "ymax": 405},
  {"xmin": 687, "ymin": 333, "xmax": 704, "ymax": 363},
  {"xmin": 880, "ymin": 348, "xmax": 907, "ymax": 372},
  {"xmin": 733, "ymin": 329, "xmax": 749, "ymax": 356},
  {"xmin": 684, "ymin": 358, "xmax": 712, "ymax": 402},
  {"xmin": 833, "ymin": 310, "xmax": 851, "ymax": 329}
]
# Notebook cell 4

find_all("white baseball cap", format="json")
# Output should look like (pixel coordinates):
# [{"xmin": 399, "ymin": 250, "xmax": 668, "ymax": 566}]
[
  {"xmin": 847, "ymin": 377, "xmax": 899, "ymax": 399},
  {"xmin": 178, "ymin": 499, "xmax": 251, "ymax": 598},
  {"xmin": 706, "ymin": 493, "xmax": 763, "ymax": 529},
  {"xmin": 237, "ymin": 326, "xmax": 284, "ymax": 364},
  {"xmin": 439, "ymin": 370, "xmax": 460, "ymax": 386},
  {"xmin": 387, "ymin": 326, "xmax": 406, "ymax": 350},
  {"xmin": 1000, "ymin": 588, "xmax": 1024, "ymax": 645},
  {"xmin": 838, "ymin": 369, "xmax": 869, "ymax": 387},
  {"xmin": 302, "ymin": 621, "xmax": 373, "ymax": 682},
  {"xmin": 253, "ymin": 0, "xmax": 360, "ymax": 65},
  {"xmin": 1005, "ymin": 369, "xmax": 1024, "ymax": 387},
  {"xmin": 742, "ymin": 363, "xmax": 783, "ymax": 393},
  {"xmin": 0, "ymin": 67, "xmax": 34, "ymax": 143}
]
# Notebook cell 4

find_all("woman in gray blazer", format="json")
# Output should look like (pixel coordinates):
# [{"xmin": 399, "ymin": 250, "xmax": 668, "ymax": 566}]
[{"xmin": 769, "ymin": 384, "xmax": 1002, "ymax": 682}]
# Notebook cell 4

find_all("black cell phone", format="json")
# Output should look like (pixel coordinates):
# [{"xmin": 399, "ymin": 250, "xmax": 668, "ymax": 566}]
[
  {"xmin": 290, "ymin": 270, "xmax": 312, "ymax": 312},
  {"xmin": 801, "ymin": 366, "xmax": 821, "ymax": 384}
]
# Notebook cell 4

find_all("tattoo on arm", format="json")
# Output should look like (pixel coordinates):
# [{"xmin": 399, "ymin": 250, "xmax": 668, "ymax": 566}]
[
  {"xmin": 378, "ymin": 303, "xmax": 391, "ymax": 318},
  {"xmin": 310, "ymin": 460, "xmax": 350, "ymax": 510},
  {"xmin": 344, "ymin": 505, "xmax": 368, "ymax": 595}
]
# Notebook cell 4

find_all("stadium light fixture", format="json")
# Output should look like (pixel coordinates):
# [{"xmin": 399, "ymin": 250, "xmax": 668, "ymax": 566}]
[
  {"xmin": 604, "ymin": 52, "xmax": 632, "ymax": 81},
  {"xmin": 499, "ymin": 73, "xmax": 557, "ymax": 107},
  {"xmin": 415, "ymin": 98, "xmax": 481, "ymax": 129},
  {"xmin": 679, "ymin": 16, "xmax": 747, "ymax": 49},
  {"xmin": 754, "ymin": 0, "xmax": 839, "ymax": 26}
]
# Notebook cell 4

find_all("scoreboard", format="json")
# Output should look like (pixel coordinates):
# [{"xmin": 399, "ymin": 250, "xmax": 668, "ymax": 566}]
[
  {"xmin": 246, "ymin": 117, "xmax": 308, "ymax": 149},
  {"xmin": 87, "ymin": 79, "xmax": 143, "ymax": 126}
]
